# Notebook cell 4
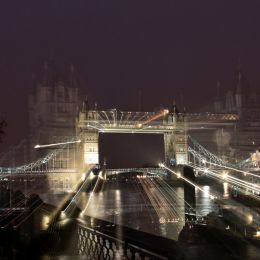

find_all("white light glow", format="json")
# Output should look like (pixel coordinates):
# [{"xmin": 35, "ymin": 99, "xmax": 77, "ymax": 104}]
[
  {"xmin": 222, "ymin": 172, "xmax": 228, "ymax": 180},
  {"xmin": 60, "ymin": 211, "xmax": 66, "ymax": 219},
  {"xmin": 202, "ymin": 159, "xmax": 260, "ymax": 179},
  {"xmin": 161, "ymin": 164, "xmax": 216, "ymax": 199},
  {"xmin": 35, "ymin": 140, "xmax": 81, "ymax": 149},
  {"xmin": 163, "ymin": 109, "xmax": 169, "ymax": 115},
  {"xmin": 176, "ymin": 172, "xmax": 181, "ymax": 178}
]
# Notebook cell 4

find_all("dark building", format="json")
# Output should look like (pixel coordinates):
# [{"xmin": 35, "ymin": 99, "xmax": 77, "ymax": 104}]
[{"xmin": 213, "ymin": 65, "xmax": 260, "ymax": 158}]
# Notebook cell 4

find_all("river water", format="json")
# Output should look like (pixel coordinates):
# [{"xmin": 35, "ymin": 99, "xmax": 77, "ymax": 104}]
[{"xmin": 78, "ymin": 176, "xmax": 221, "ymax": 241}]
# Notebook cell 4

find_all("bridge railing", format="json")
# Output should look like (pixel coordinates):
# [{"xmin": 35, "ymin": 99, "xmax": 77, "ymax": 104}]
[{"xmin": 78, "ymin": 223, "xmax": 168, "ymax": 260}]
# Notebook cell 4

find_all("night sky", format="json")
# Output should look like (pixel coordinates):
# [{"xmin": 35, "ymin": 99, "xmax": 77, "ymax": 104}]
[{"xmin": 1, "ymin": 0, "xmax": 260, "ymax": 162}]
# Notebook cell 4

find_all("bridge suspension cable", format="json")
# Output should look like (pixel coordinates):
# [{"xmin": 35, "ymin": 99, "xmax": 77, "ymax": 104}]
[
  {"xmin": 188, "ymin": 135, "xmax": 227, "ymax": 166},
  {"xmin": 188, "ymin": 136, "xmax": 260, "ymax": 179},
  {"xmin": 188, "ymin": 147, "xmax": 260, "ymax": 179},
  {"xmin": 0, "ymin": 137, "xmax": 80, "ymax": 174}
]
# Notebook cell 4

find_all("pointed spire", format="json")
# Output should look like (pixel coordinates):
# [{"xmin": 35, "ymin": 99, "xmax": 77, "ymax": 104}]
[
  {"xmin": 42, "ymin": 61, "xmax": 49, "ymax": 85},
  {"xmin": 82, "ymin": 101, "xmax": 86, "ymax": 113},
  {"xmin": 31, "ymin": 72, "xmax": 36, "ymax": 93},
  {"xmin": 44, "ymin": 61, "xmax": 48, "ymax": 71},
  {"xmin": 82, "ymin": 96, "xmax": 89, "ymax": 113},
  {"xmin": 236, "ymin": 68, "xmax": 243, "ymax": 94},
  {"xmin": 70, "ymin": 63, "xmax": 75, "ymax": 73},
  {"xmin": 171, "ymin": 100, "xmax": 179, "ymax": 115},
  {"xmin": 237, "ymin": 57, "xmax": 242, "ymax": 71},
  {"xmin": 216, "ymin": 80, "xmax": 221, "ymax": 100},
  {"xmin": 235, "ymin": 58, "xmax": 245, "ymax": 94},
  {"xmin": 69, "ymin": 63, "xmax": 78, "ymax": 88}
]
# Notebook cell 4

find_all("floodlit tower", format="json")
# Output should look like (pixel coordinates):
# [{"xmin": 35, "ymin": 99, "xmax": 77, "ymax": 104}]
[
  {"xmin": 76, "ymin": 98, "xmax": 99, "ymax": 171},
  {"xmin": 164, "ymin": 104, "xmax": 188, "ymax": 166}
]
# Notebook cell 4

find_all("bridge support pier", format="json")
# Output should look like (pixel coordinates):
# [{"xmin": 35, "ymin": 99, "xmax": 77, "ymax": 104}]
[{"xmin": 183, "ymin": 165, "xmax": 196, "ymax": 212}]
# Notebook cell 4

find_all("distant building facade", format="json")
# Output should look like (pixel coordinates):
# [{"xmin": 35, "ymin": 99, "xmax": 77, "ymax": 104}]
[
  {"xmin": 213, "ymin": 66, "xmax": 260, "ymax": 158},
  {"xmin": 27, "ymin": 62, "xmax": 82, "ymax": 193},
  {"xmin": 28, "ymin": 62, "xmax": 80, "ymax": 167}
]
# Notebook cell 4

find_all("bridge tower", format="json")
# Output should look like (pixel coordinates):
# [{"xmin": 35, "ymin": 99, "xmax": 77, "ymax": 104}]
[
  {"xmin": 164, "ymin": 105, "xmax": 188, "ymax": 166},
  {"xmin": 76, "ymin": 99, "xmax": 99, "ymax": 171}
]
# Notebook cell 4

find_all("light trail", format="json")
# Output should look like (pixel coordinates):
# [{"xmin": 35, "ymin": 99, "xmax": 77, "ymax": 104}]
[
  {"xmin": 101, "ymin": 111, "xmax": 111, "ymax": 125},
  {"xmin": 138, "ymin": 109, "xmax": 169, "ymax": 128},
  {"xmin": 87, "ymin": 124, "xmax": 102, "ymax": 131},
  {"xmin": 188, "ymin": 162, "xmax": 260, "ymax": 198},
  {"xmin": 159, "ymin": 163, "xmax": 216, "ymax": 200},
  {"xmin": 139, "ymin": 176, "xmax": 185, "ymax": 227},
  {"xmin": 34, "ymin": 140, "xmax": 81, "ymax": 149},
  {"xmin": 0, "ymin": 175, "xmax": 55, "ymax": 226},
  {"xmin": 135, "ymin": 112, "xmax": 151, "ymax": 126},
  {"xmin": 202, "ymin": 160, "xmax": 260, "ymax": 179},
  {"xmin": 154, "ymin": 177, "xmax": 195, "ymax": 218},
  {"xmin": 155, "ymin": 177, "xmax": 201, "ymax": 217},
  {"xmin": 209, "ymin": 169, "xmax": 260, "ymax": 194},
  {"xmin": 80, "ymin": 172, "xmax": 103, "ymax": 216}
]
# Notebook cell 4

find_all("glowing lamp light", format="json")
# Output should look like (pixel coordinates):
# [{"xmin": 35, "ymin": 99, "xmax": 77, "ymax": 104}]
[
  {"xmin": 202, "ymin": 159, "xmax": 206, "ymax": 164},
  {"xmin": 247, "ymin": 214, "xmax": 253, "ymax": 224},
  {"xmin": 222, "ymin": 172, "xmax": 228, "ymax": 180},
  {"xmin": 41, "ymin": 215, "xmax": 50, "ymax": 230},
  {"xmin": 163, "ymin": 109, "xmax": 169, "ymax": 115},
  {"xmin": 204, "ymin": 168, "xmax": 209, "ymax": 174},
  {"xmin": 177, "ymin": 173, "xmax": 181, "ymax": 178},
  {"xmin": 60, "ymin": 211, "xmax": 66, "ymax": 219},
  {"xmin": 81, "ymin": 173, "xmax": 86, "ymax": 181}
]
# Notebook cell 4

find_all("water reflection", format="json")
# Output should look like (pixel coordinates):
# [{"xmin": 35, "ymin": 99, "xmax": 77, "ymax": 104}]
[
  {"xmin": 78, "ymin": 179, "xmax": 217, "ymax": 241},
  {"xmin": 223, "ymin": 182, "xmax": 229, "ymax": 198},
  {"xmin": 195, "ymin": 185, "xmax": 214, "ymax": 216}
]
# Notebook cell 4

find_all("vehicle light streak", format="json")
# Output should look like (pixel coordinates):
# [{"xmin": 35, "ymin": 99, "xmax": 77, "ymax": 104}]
[
  {"xmin": 189, "ymin": 162, "xmax": 260, "ymax": 196},
  {"xmin": 136, "ymin": 109, "xmax": 169, "ymax": 128},
  {"xmin": 80, "ymin": 173, "xmax": 103, "ymax": 216},
  {"xmin": 209, "ymin": 169, "xmax": 260, "ymax": 194},
  {"xmin": 155, "ymin": 177, "xmax": 199, "ymax": 216},
  {"xmin": 34, "ymin": 140, "xmax": 81, "ymax": 149},
  {"xmin": 87, "ymin": 124, "xmax": 102, "ymax": 131},
  {"xmin": 201, "ymin": 159, "xmax": 260, "ymax": 179},
  {"xmin": 159, "ymin": 163, "xmax": 216, "ymax": 199},
  {"xmin": 139, "ymin": 177, "xmax": 185, "ymax": 228}
]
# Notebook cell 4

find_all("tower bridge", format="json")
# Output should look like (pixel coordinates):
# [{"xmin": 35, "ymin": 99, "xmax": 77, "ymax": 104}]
[
  {"xmin": 76, "ymin": 101, "xmax": 238, "ymax": 171},
  {"xmin": 0, "ymin": 103, "xmax": 239, "ymax": 176},
  {"xmin": 0, "ymin": 103, "xmax": 242, "ymax": 195}
]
